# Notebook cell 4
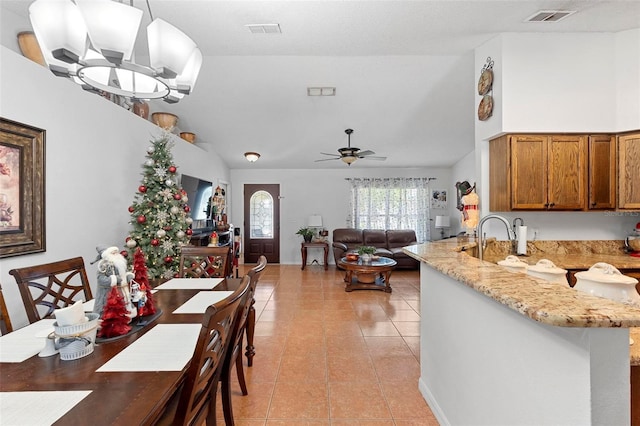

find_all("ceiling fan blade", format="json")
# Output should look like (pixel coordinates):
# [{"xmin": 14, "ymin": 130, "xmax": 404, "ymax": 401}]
[
  {"xmin": 314, "ymin": 157, "xmax": 341, "ymax": 162},
  {"xmin": 357, "ymin": 150, "xmax": 376, "ymax": 156},
  {"xmin": 320, "ymin": 152, "xmax": 340, "ymax": 157},
  {"xmin": 361, "ymin": 156, "xmax": 387, "ymax": 161}
]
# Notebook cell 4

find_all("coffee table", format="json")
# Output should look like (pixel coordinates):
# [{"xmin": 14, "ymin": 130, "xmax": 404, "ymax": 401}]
[{"xmin": 338, "ymin": 256, "xmax": 397, "ymax": 293}]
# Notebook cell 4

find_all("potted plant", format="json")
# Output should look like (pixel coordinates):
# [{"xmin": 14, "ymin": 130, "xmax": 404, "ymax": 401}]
[
  {"xmin": 357, "ymin": 245, "xmax": 376, "ymax": 263},
  {"xmin": 296, "ymin": 227, "xmax": 315, "ymax": 243}
]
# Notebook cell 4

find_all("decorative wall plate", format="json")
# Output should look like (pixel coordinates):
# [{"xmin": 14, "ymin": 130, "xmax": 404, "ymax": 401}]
[
  {"xmin": 478, "ymin": 95, "xmax": 493, "ymax": 121},
  {"xmin": 477, "ymin": 68, "xmax": 493, "ymax": 95}
]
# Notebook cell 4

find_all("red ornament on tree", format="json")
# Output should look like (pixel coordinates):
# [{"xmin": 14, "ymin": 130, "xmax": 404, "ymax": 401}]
[
  {"xmin": 164, "ymin": 226, "xmax": 172, "ymax": 231},
  {"xmin": 186, "ymin": 229, "xmax": 193, "ymax": 235},
  {"xmin": 184, "ymin": 205, "xmax": 190, "ymax": 213},
  {"xmin": 128, "ymin": 205, "xmax": 135, "ymax": 213},
  {"xmin": 151, "ymin": 239, "xmax": 159, "ymax": 246},
  {"xmin": 173, "ymin": 193, "xmax": 182, "ymax": 200},
  {"xmin": 138, "ymin": 185, "xmax": 147, "ymax": 193},
  {"xmin": 168, "ymin": 166, "xmax": 177, "ymax": 173},
  {"xmin": 164, "ymin": 256, "xmax": 173, "ymax": 263},
  {"xmin": 137, "ymin": 215, "xmax": 146, "ymax": 224},
  {"xmin": 120, "ymin": 250, "xmax": 128, "ymax": 257}
]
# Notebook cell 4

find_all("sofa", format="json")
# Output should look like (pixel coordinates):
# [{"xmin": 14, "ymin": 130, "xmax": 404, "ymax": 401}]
[{"xmin": 332, "ymin": 228, "xmax": 419, "ymax": 269}]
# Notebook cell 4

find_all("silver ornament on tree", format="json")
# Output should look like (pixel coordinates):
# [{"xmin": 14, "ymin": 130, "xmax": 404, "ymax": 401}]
[
  {"xmin": 147, "ymin": 146, "xmax": 155, "ymax": 154},
  {"xmin": 126, "ymin": 239, "xmax": 137, "ymax": 248},
  {"xmin": 165, "ymin": 179, "xmax": 174, "ymax": 186},
  {"xmin": 145, "ymin": 159, "xmax": 154, "ymax": 167},
  {"xmin": 185, "ymin": 217, "xmax": 193, "ymax": 225},
  {"xmin": 170, "ymin": 206, "xmax": 180, "ymax": 214},
  {"xmin": 176, "ymin": 230, "xmax": 185, "ymax": 238},
  {"xmin": 157, "ymin": 229, "xmax": 167, "ymax": 238}
]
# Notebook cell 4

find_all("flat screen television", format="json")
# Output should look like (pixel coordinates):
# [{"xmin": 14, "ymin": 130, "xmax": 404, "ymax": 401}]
[{"xmin": 180, "ymin": 174, "xmax": 213, "ymax": 232}]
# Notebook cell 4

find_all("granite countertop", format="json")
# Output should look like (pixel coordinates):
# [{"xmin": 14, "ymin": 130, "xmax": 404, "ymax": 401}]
[{"xmin": 403, "ymin": 240, "xmax": 640, "ymax": 329}]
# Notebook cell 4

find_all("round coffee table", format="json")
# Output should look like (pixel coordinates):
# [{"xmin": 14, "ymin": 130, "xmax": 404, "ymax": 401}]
[{"xmin": 338, "ymin": 256, "xmax": 397, "ymax": 293}]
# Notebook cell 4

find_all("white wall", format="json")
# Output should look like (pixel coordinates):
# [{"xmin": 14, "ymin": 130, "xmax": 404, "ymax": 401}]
[
  {"xmin": 474, "ymin": 32, "xmax": 640, "ymax": 240},
  {"xmin": 616, "ymin": 29, "xmax": 640, "ymax": 132},
  {"xmin": 230, "ymin": 167, "xmax": 451, "ymax": 265},
  {"xmin": 0, "ymin": 47, "xmax": 229, "ymax": 328}
]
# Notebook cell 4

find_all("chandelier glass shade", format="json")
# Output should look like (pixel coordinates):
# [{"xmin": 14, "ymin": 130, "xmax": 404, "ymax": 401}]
[
  {"xmin": 28, "ymin": 0, "xmax": 202, "ymax": 103},
  {"xmin": 244, "ymin": 152, "xmax": 260, "ymax": 162}
]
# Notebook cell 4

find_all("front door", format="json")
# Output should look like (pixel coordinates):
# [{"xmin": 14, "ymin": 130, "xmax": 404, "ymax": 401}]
[{"xmin": 244, "ymin": 184, "xmax": 280, "ymax": 264}]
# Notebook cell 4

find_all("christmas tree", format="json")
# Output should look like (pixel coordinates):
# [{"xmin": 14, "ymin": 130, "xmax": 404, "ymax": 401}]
[{"xmin": 125, "ymin": 134, "xmax": 193, "ymax": 281}]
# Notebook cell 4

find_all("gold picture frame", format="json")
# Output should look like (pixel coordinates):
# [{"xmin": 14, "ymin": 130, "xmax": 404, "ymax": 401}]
[{"xmin": 0, "ymin": 117, "xmax": 45, "ymax": 258}]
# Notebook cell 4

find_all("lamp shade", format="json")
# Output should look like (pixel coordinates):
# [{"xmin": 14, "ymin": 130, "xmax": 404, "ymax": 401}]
[
  {"xmin": 307, "ymin": 215, "xmax": 323, "ymax": 227},
  {"xmin": 29, "ymin": 0, "xmax": 88, "ymax": 64},
  {"xmin": 244, "ymin": 152, "xmax": 260, "ymax": 162},
  {"xmin": 435, "ymin": 216, "xmax": 451, "ymax": 228},
  {"xmin": 148, "ymin": 18, "xmax": 198, "ymax": 78},
  {"xmin": 76, "ymin": 0, "xmax": 142, "ymax": 64},
  {"xmin": 175, "ymin": 48, "xmax": 202, "ymax": 94}
]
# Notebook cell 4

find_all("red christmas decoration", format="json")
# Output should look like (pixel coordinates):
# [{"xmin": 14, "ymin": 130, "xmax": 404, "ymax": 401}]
[
  {"xmin": 133, "ymin": 247, "xmax": 156, "ymax": 316},
  {"xmin": 186, "ymin": 229, "xmax": 193, "ymax": 235},
  {"xmin": 98, "ymin": 286, "xmax": 131, "ymax": 338},
  {"xmin": 128, "ymin": 206, "xmax": 135, "ymax": 213},
  {"xmin": 138, "ymin": 185, "xmax": 147, "ymax": 193},
  {"xmin": 164, "ymin": 255, "xmax": 173, "ymax": 263},
  {"xmin": 120, "ymin": 250, "xmax": 128, "ymax": 257},
  {"xmin": 163, "ymin": 226, "xmax": 172, "ymax": 231},
  {"xmin": 137, "ymin": 215, "xmax": 146, "ymax": 224},
  {"xmin": 168, "ymin": 166, "xmax": 177, "ymax": 173},
  {"xmin": 173, "ymin": 193, "xmax": 182, "ymax": 200},
  {"xmin": 151, "ymin": 239, "xmax": 159, "ymax": 246},
  {"xmin": 184, "ymin": 205, "xmax": 190, "ymax": 213}
]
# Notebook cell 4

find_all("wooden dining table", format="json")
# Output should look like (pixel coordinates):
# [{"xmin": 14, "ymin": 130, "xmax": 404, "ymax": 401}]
[{"xmin": 0, "ymin": 278, "xmax": 244, "ymax": 425}]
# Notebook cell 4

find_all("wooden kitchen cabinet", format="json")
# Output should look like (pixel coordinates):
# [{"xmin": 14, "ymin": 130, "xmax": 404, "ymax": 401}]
[
  {"xmin": 618, "ymin": 133, "xmax": 640, "ymax": 210},
  {"xmin": 490, "ymin": 134, "xmax": 587, "ymax": 211},
  {"xmin": 588, "ymin": 134, "xmax": 616, "ymax": 209}
]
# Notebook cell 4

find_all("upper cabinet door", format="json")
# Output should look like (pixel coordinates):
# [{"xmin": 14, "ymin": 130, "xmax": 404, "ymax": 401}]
[
  {"xmin": 510, "ymin": 135, "xmax": 548, "ymax": 210},
  {"xmin": 547, "ymin": 134, "xmax": 587, "ymax": 210},
  {"xmin": 588, "ymin": 135, "xmax": 616, "ymax": 210},
  {"xmin": 618, "ymin": 133, "xmax": 640, "ymax": 210}
]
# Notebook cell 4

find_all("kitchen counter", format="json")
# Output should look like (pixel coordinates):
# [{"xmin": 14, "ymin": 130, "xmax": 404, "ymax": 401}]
[
  {"xmin": 403, "ymin": 239, "xmax": 640, "ymax": 328},
  {"xmin": 404, "ymin": 239, "xmax": 638, "ymax": 425}
]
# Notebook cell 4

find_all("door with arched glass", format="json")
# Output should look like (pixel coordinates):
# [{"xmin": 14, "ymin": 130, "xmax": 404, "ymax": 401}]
[{"xmin": 243, "ymin": 184, "xmax": 280, "ymax": 264}]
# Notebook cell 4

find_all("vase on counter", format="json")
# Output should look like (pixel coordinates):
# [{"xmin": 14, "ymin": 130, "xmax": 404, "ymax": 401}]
[{"xmin": 361, "ymin": 254, "xmax": 372, "ymax": 264}]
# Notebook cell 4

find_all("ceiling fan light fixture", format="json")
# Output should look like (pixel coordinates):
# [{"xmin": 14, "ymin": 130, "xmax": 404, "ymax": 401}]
[
  {"xmin": 341, "ymin": 156, "xmax": 357, "ymax": 165},
  {"xmin": 244, "ymin": 152, "xmax": 261, "ymax": 162}
]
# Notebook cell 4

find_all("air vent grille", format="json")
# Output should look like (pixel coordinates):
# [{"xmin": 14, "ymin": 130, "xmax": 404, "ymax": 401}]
[
  {"xmin": 245, "ymin": 24, "xmax": 282, "ymax": 34},
  {"xmin": 525, "ymin": 10, "xmax": 576, "ymax": 22}
]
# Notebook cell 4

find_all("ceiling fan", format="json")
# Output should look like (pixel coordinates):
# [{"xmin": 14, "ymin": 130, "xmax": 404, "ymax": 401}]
[{"xmin": 315, "ymin": 129, "xmax": 387, "ymax": 166}]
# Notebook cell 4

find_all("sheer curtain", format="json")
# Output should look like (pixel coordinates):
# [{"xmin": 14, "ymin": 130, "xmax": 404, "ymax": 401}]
[{"xmin": 346, "ymin": 178, "xmax": 433, "ymax": 242}]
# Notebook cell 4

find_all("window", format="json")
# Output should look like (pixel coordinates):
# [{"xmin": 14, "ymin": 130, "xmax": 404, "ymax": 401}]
[
  {"xmin": 249, "ymin": 190, "xmax": 273, "ymax": 238},
  {"xmin": 347, "ymin": 178, "xmax": 432, "ymax": 242}
]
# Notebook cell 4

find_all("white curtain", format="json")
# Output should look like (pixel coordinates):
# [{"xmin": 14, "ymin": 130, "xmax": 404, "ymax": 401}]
[{"xmin": 346, "ymin": 177, "xmax": 433, "ymax": 242}]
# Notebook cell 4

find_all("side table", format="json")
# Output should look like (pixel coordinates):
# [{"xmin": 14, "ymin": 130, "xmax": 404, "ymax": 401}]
[{"xmin": 301, "ymin": 241, "xmax": 329, "ymax": 270}]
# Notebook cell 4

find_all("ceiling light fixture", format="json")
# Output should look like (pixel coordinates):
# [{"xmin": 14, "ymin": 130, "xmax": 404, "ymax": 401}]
[
  {"xmin": 244, "ymin": 152, "xmax": 260, "ymax": 162},
  {"xmin": 28, "ymin": 0, "xmax": 202, "ymax": 104}
]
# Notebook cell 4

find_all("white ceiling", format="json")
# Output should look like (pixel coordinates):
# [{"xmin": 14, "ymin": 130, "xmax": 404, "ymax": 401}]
[{"xmin": 2, "ymin": 0, "xmax": 639, "ymax": 169}]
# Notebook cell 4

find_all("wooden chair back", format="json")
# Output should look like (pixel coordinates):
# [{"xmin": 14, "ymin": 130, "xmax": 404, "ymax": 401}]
[
  {"xmin": 221, "ymin": 255, "xmax": 267, "ymax": 425},
  {"xmin": 173, "ymin": 274, "xmax": 250, "ymax": 425},
  {"xmin": 0, "ymin": 284, "xmax": 13, "ymax": 334},
  {"xmin": 8, "ymin": 257, "xmax": 93, "ymax": 324},
  {"xmin": 179, "ymin": 245, "xmax": 232, "ymax": 278}
]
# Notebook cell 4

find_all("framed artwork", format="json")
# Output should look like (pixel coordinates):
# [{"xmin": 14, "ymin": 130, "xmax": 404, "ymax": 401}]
[
  {"xmin": 0, "ymin": 117, "xmax": 45, "ymax": 258},
  {"xmin": 431, "ymin": 189, "xmax": 447, "ymax": 209}
]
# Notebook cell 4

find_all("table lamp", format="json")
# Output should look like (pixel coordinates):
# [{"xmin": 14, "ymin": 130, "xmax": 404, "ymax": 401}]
[{"xmin": 435, "ymin": 215, "xmax": 451, "ymax": 239}]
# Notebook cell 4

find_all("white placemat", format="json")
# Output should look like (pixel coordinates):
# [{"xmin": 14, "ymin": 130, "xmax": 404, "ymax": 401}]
[
  {"xmin": 0, "ymin": 390, "xmax": 92, "ymax": 425},
  {"xmin": 172, "ymin": 291, "xmax": 234, "ymax": 314},
  {"xmin": 96, "ymin": 324, "xmax": 200, "ymax": 372},
  {"xmin": 155, "ymin": 278, "xmax": 224, "ymax": 290},
  {"xmin": 0, "ymin": 319, "xmax": 56, "ymax": 363}
]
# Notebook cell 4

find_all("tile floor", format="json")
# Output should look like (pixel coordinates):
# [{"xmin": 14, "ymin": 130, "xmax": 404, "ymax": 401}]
[{"xmin": 220, "ymin": 263, "xmax": 440, "ymax": 425}]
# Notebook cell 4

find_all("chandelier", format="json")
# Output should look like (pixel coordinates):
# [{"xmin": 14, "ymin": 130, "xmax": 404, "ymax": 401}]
[{"xmin": 28, "ymin": 0, "xmax": 202, "ymax": 103}]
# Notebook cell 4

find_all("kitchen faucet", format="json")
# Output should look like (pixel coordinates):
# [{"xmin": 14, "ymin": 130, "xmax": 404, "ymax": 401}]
[{"xmin": 476, "ymin": 214, "xmax": 517, "ymax": 261}]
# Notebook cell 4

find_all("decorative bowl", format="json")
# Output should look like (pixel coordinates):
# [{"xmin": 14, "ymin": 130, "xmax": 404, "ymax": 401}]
[
  {"xmin": 346, "ymin": 253, "xmax": 359, "ymax": 262},
  {"xmin": 180, "ymin": 132, "xmax": 196, "ymax": 143},
  {"xmin": 151, "ymin": 112, "xmax": 178, "ymax": 131}
]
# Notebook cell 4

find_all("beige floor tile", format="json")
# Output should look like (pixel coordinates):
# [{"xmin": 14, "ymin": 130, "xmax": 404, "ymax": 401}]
[
  {"xmin": 327, "ymin": 353, "xmax": 378, "ymax": 382},
  {"xmin": 277, "ymin": 353, "xmax": 327, "ymax": 382},
  {"xmin": 329, "ymin": 382, "xmax": 392, "ymax": 419},
  {"xmin": 268, "ymin": 382, "xmax": 330, "ymax": 419},
  {"xmin": 358, "ymin": 321, "xmax": 401, "ymax": 337},
  {"xmin": 371, "ymin": 355, "xmax": 421, "ymax": 382},
  {"xmin": 392, "ymin": 321, "xmax": 420, "ymax": 337}
]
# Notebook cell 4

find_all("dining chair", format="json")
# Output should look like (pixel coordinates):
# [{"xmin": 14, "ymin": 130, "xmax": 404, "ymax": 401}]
[
  {"xmin": 221, "ymin": 255, "xmax": 267, "ymax": 426},
  {"xmin": 8, "ymin": 257, "xmax": 93, "ymax": 324},
  {"xmin": 0, "ymin": 284, "xmax": 13, "ymax": 335},
  {"xmin": 179, "ymin": 245, "xmax": 233, "ymax": 279},
  {"xmin": 157, "ymin": 274, "xmax": 250, "ymax": 426}
]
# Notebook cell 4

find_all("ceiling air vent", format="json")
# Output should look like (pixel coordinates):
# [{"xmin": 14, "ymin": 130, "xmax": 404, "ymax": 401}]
[
  {"xmin": 245, "ymin": 24, "xmax": 282, "ymax": 34},
  {"xmin": 525, "ymin": 10, "xmax": 576, "ymax": 22}
]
